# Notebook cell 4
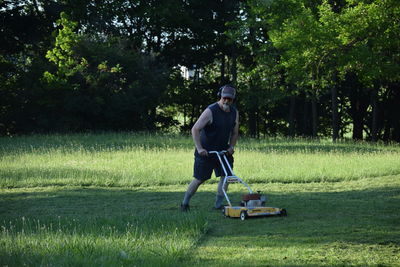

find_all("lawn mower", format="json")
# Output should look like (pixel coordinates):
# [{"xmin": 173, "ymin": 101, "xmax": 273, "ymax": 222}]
[{"xmin": 209, "ymin": 150, "xmax": 287, "ymax": 220}]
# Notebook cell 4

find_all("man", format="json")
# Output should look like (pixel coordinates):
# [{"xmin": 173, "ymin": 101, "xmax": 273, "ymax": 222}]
[{"xmin": 181, "ymin": 85, "xmax": 239, "ymax": 211}]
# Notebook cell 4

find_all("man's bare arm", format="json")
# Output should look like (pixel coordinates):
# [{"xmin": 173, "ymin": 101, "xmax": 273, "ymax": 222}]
[{"xmin": 191, "ymin": 108, "xmax": 212, "ymax": 156}]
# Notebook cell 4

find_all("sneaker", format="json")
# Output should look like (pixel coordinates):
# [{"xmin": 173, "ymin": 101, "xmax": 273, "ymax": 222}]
[
  {"xmin": 215, "ymin": 195, "xmax": 224, "ymax": 210},
  {"xmin": 180, "ymin": 204, "xmax": 190, "ymax": 212},
  {"xmin": 213, "ymin": 205, "xmax": 223, "ymax": 210}
]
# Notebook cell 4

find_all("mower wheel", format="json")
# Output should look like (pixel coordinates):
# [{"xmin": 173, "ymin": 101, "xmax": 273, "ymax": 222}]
[
  {"xmin": 240, "ymin": 210, "xmax": 247, "ymax": 221},
  {"xmin": 221, "ymin": 206, "xmax": 226, "ymax": 217},
  {"xmin": 280, "ymin": 209, "xmax": 287, "ymax": 217}
]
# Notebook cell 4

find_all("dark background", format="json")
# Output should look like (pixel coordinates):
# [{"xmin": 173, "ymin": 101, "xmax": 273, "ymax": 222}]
[{"xmin": 1, "ymin": 0, "xmax": 399, "ymax": 142}]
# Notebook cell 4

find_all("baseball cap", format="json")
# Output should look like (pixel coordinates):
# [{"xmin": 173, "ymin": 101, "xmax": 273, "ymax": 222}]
[{"xmin": 221, "ymin": 85, "xmax": 236, "ymax": 99}]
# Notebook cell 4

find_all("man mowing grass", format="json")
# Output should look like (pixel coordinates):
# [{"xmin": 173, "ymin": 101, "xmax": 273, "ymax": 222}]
[{"xmin": 181, "ymin": 85, "xmax": 239, "ymax": 212}]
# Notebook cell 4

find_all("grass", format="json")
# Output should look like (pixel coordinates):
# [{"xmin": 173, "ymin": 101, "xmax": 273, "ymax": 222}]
[
  {"xmin": 192, "ymin": 177, "xmax": 400, "ymax": 266},
  {"xmin": 0, "ymin": 132, "xmax": 399, "ymax": 266},
  {"xmin": 1, "ymin": 133, "xmax": 399, "ymax": 188},
  {"xmin": 0, "ymin": 186, "xmax": 208, "ymax": 266}
]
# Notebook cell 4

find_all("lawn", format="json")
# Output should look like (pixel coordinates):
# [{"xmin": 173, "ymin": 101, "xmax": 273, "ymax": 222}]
[{"xmin": 0, "ymin": 133, "xmax": 399, "ymax": 266}]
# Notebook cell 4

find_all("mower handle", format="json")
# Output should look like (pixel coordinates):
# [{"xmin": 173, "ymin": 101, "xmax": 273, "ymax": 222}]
[
  {"xmin": 208, "ymin": 150, "xmax": 253, "ymax": 207},
  {"xmin": 208, "ymin": 150, "xmax": 228, "ymax": 155}
]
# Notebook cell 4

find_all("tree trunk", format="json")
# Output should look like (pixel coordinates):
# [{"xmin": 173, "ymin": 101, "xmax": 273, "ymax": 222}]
[
  {"xmin": 249, "ymin": 107, "xmax": 257, "ymax": 138},
  {"xmin": 351, "ymin": 96, "xmax": 366, "ymax": 140},
  {"xmin": 331, "ymin": 83, "xmax": 339, "ymax": 142},
  {"xmin": 351, "ymin": 95, "xmax": 365, "ymax": 140},
  {"xmin": 220, "ymin": 54, "xmax": 225, "ymax": 84},
  {"xmin": 256, "ymin": 109, "xmax": 260, "ymax": 138},
  {"xmin": 311, "ymin": 98, "xmax": 317, "ymax": 137},
  {"xmin": 390, "ymin": 82, "xmax": 400, "ymax": 142},
  {"xmin": 393, "ymin": 119, "xmax": 400, "ymax": 142},
  {"xmin": 343, "ymin": 73, "xmax": 369, "ymax": 140},
  {"xmin": 231, "ymin": 45, "xmax": 237, "ymax": 86},
  {"xmin": 311, "ymin": 87, "xmax": 318, "ymax": 138},
  {"xmin": 370, "ymin": 87, "xmax": 379, "ymax": 142},
  {"xmin": 190, "ymin": 104, "xmax": 195, "ymax": 127},
  {"xmin": 302, "ymin": 96, "xmax": 310, "ymax": 137},
  {"xmin": 288, "ymin": 95, "xmax": 296, "ymax": 137}
]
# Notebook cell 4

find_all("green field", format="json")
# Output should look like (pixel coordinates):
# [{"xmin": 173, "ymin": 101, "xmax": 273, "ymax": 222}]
[{"xmin": 1, "ymin": 133, "xmax": 399, "ymax": 266}]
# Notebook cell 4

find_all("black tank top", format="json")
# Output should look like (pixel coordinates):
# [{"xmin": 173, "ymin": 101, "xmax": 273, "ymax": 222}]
[{"xmin": 200, "ymin": 102, "xmax": 237, "ymax": 151}]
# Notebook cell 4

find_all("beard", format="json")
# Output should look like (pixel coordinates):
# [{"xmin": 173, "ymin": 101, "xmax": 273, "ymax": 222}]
[{"xmin": 222, "ymin": 103, "xmax": 230, "ymax": 111}]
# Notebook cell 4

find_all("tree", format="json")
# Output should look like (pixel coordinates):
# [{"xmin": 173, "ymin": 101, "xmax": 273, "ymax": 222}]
[
  {"xmin": 41, "ymin": 12, "xmax": 171, "ymax": 132},
  {"xmin": 336, "ymin": 0, "xmax": 400, "ymax": 141},
  {"xmin": 253, "ymin": 0, "xmax": 400, "ymax": 141},
  {"xmin": 1, "ymin": 0, "xmax": 399, "ymax": 141},
  {"xmin": 269, "ymin": 2, "xmax": 341, "ymax": 138},
  {"xmin": 0, "ymin": 0, "xmax": 60, "ymax": 134}
]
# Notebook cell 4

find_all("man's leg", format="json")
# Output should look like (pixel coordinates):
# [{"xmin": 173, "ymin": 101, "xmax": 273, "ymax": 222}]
[
  {"xmin": 181, "ymin": 178, "xmax": 203, "ymax": 211},
  {"xmin": 215, "ymin": 155, "xmax": 233, "ymax": 209},
  {"xmin": 215, "ymin": 176, "xmax": 228, "ymax": 209}
]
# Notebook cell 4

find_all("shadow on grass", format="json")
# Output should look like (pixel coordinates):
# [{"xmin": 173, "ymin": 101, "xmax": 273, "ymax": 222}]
[
  {"xmin": 210, "ymin": 187, "xmax": 400, "ymax": 244},
  {"xmin": 0, "ymin": 187, "xmax": 193, "ymax": 225},
  {"xmin": 0, "ymin": 185, "xmax": 399, "ymax": 266},
  {"xmin": 1, "ymin": 186, "xmax": 399, "ymax": 240},
  {"xmin": 0, "ymin": 187, "xmax": 210, "ymax": 266},
  {"xmin": 195, "ymin": 186, "xmax": 400, "ymax": 266}
]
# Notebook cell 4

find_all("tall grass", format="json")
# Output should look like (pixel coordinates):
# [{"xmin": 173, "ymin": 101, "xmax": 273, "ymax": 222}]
[{"xmin": 1, "ymin": 133, "xmax": 399, "ymax": 188}]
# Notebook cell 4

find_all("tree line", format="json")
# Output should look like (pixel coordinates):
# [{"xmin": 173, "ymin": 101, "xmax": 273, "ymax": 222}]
[{"xmin": 1, "ymin": 0, "xmax": 399, "ymax": 142}]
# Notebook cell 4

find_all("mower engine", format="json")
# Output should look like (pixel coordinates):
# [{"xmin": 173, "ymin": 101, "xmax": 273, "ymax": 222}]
[{"xmin": 241, "ymin": 193, "xmax": 266, "ymax": 208}]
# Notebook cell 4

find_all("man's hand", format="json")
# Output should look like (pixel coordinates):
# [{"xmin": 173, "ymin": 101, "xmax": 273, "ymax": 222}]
[
  {"xmin": 227, "ymin": 146, "xmax": 235, "ymax": 155},
  {"xmin": 197, "ymin": 148, "xmax": 208, "ymax": 157}
]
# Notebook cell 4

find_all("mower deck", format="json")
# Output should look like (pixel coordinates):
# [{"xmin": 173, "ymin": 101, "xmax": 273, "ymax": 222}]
[{"xmin": 223, "ymin": 206, "xmax": 287, "ymax": 220}]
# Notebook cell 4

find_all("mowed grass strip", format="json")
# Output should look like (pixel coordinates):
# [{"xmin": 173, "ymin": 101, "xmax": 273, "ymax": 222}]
[
  {"xmin": 188, "ymin": 176, "xmax": 400, "ymax": 266},
  {"xmin": 0, "ymin": 186, "xmax": 208, "ymax": 266}
]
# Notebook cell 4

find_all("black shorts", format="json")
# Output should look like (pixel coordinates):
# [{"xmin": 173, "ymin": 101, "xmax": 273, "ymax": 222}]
[{"xmin": 193, "ymin": 151, "xmax": 234, "ymax": 181}]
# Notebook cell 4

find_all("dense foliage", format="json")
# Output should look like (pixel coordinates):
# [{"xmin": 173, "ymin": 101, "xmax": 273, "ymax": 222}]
[{"xmin": 1, "ymin": 0, "xmax": 399, "ymax": 141}]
